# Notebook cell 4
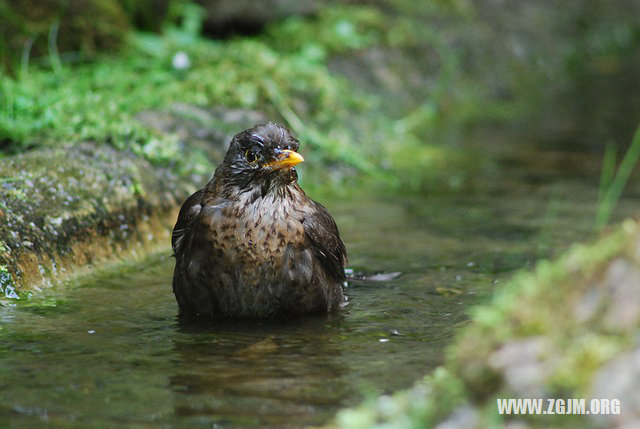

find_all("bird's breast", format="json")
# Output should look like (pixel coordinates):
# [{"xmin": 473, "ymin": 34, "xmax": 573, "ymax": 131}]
[{"xmin": 203, "ymin": 190, "xmax": 306, "ymax": 271}]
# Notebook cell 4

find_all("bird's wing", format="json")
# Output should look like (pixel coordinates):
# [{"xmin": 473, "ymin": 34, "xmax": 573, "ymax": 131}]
[
  {"xmin": 172, "ymin": 189, "xmax": 204, "ymax": 256},
  {"xmin": 302, "ymin": 200, "xmax": 348, "ymax": 282}
]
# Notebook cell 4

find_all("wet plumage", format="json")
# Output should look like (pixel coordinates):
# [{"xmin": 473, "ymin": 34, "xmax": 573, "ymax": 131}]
[{"xmin": 172, "ymin": 123, "xmax": 347, "ymax": 318}]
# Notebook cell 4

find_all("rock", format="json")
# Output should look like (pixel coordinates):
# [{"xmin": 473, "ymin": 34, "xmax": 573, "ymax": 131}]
[
  {"xmin": 0, "ymin": 143, "xmax": 191, "ymax": 292},
  {"xmin": 573, "ymin": 283, "xmax": 603, "ymax": 324},
  {"xmin": 0, "ymin": 104, "xmax": 268, "ymax": 294},
  {"xmin": 591, "ymin": 346, "xmax": 640, "ymax": 428},
  {"xmin": 435, "ymin": 406, "xmax": 478, "ymax": 429},
  {"xmin": 196, "ymin": 0, "xmax": 319, "ymax": 36},
  {"xmin": 330, "ymin": 48, "xmax": 433, "ymax": 116},
  {"xmin": 135, "ymin": 103, "xmax": 267, "ymax": 165},
  {"xmin": 601, "ymin": 258, "xmax": 640, "ymax": 331},
  {"xmin": 488, "ymin": 337, "xmax": 556, "ymax": 398}
]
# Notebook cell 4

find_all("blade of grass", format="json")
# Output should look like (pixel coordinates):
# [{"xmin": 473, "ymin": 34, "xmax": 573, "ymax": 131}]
[
  {"xmin": 537, "ymin": 187, "xmax": 561, "ymax": 259},
  {"xmin": 19, "ymin": 35, "xmax": 36, "ymax": 78},
  {"xmin": 596, "ymin": 125, "xmax": 640, "ymax": 230},
  {"xmin": 598, "ymin": 142, "xmax": 617, "ymax": 200},
  {"xmin": 596, "ymin": 142, "xmax": 616, "ymax": 218},
  {"xmin": 48, "ymin": 20, "xmax": 63, "ymax": 75}
]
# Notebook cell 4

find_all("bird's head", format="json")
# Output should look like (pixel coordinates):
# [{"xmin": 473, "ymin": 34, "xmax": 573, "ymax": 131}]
[{"xmin": 217, "ymin": 122, "xmax": 305, "ymax": 191}]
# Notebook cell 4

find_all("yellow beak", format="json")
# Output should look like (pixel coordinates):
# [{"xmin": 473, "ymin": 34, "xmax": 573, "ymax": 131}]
[{"xmin": 264, "ymin": 149, "xmax": 305, "ymax": 170}]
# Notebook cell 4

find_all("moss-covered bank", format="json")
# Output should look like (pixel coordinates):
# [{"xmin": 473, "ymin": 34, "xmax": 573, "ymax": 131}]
[
  {"xmin": 329, "ymin": 219, "xmax": 640, "ymax": 428},
  {"xmin": 0, "ymin": 103, "xmax": 270, "ymax": 295},
  {"xmin": 0, "ymin": 142, "xmax": 190, "ymax": 296}
]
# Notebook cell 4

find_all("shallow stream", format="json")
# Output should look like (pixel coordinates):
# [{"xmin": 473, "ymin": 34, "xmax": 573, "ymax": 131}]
[{"xmin": 1, "ymin": 132, "xmax": 639, "ymax": 427}]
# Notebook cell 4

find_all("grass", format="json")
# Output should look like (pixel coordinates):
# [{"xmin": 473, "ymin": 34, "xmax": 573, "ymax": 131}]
[
  {"xmin": 0, "ymin": 5, "xmax": 401, "ymax": 181},
  {"xmin": 1, "ymin": 6, "xmax": 350, "ymax": 154},
  {"xmin": 596, "ymin": 124, "xmax": 640, "ymax": 230},
  {"xmin": 0, "ymin": 2, "xmax": 496, "ymax": 195}
]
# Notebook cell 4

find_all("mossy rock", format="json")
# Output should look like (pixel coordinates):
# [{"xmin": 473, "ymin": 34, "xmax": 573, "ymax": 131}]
[
  {"xmin": 0, "ymin": 142, "xmax": 193, "ymax": 293},
  {"xmin": 0, "ymin": 103, "xmax": 265, "ymax": 295}
]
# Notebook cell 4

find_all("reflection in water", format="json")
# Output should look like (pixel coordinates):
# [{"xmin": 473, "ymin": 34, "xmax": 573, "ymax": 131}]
[{"xmin": 171, "ymin": 317, "xmax": 347, "ymax": 427}]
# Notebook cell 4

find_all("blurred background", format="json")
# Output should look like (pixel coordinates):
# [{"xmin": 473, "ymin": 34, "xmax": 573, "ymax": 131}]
[{"xmin": 2, "ymin": 0, "xmax": 640, "ymax": 194}]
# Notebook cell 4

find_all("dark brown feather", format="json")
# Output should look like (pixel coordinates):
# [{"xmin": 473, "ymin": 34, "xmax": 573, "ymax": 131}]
[
  {"xmin": 302, "ymin": 200, "xmax": 347, "ymax": 283},
  {"xmin": 171, "ymin": 123, "xmax": 347, "ymax": 318},
  {"xmin": 171, "ymin": 189, "xmax": 203, "ymax": 255}
]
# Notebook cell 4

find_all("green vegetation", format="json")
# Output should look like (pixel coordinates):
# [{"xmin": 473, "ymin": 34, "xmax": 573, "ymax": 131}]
[
  {"xmin": 0, "ymin": 3, "xmax": 487, "ymax": 194},
  {"xmin": 331, "ymin": 219, "xmax": 639, "ymax": 428},
  {"xmin": 596, "ymin": 124, "xmax": 640, "ymax": 230},
  {"xmin": 17, "ymin": 297, "xmax": 79, "ymax": 316},
  {"xmin": 333, "ymin": 367, "xmax": 466, "ymax": 428},
  {"xmin": 0, "ymin": 6, "xmax": 371, "ymax": 175},
  {"xmin": 0, "ymin": 0, "xmax": 133, "ymax": 79},
  {"xmin": 1, "ymin": 1, "xmax": 639, "ymax": 196}
]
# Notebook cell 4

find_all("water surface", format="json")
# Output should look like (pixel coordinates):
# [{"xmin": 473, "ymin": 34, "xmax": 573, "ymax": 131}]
[{"xmin": 1, "ymin": 134, "xmax": 638, "ymax": 427}]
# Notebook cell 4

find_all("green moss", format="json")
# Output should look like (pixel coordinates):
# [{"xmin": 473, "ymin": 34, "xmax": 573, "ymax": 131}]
[
  {"xmin": 18, "ymin": 297, "xmax": 79, "ymax": 316},
  {"xmin": 549, "ymin": 334, "xmax": 625, "ymax": 393},
  {"xmin": 453, "ymin": 222, "xmax": 634, "ymax": 391},
  {"xmin": 5, "ymin": 187, "xmax": 26, "ymax": 201},
  {"xmin": 333, "ymin": 367, "xmax": 466, "ymax": 428}
]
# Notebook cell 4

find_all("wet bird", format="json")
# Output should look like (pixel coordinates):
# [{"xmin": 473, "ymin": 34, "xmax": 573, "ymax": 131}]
[{"xmin": 172, "ymin": 122, "xmax": 347, "ymax": 318}]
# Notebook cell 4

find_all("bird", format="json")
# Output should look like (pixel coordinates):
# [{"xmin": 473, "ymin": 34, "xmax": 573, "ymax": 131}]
[{"xmin": 171, "ymin": 122, "xmax": 347, "ymax": 318}]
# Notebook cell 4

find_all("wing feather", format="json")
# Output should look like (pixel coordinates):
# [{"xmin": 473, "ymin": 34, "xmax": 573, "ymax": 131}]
[
  {"xmin": 172, "ymin": 189, "xmax": 204, "ymax": 256},
  {"xmin": 302, "ymin": 200, "xmax": 347, "ymax": 282}
]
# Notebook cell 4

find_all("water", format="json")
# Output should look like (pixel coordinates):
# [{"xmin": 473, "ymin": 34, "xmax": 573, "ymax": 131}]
[{"xmin": 1, "ymin": 132, "xmax": 639, "ymax": 427}]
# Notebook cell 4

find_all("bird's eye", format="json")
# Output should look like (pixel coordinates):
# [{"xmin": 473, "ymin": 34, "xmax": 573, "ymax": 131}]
[{"xmin": 245, "ymin": 149, "xmax": 258, "ymax": 164}]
